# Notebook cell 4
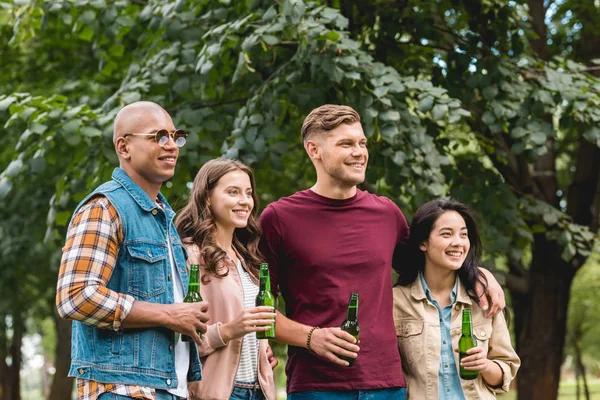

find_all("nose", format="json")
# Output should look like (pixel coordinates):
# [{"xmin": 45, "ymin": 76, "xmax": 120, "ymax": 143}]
[
  {"xmin": 351, "ymin": 144, "xmax": 366, "ymax": 157},
  {"xmin": 162, "ymin": 134, "xmax": 178, "ymax": 151},
  {"xmin": 239, "ymin": 193, "xmax": 251, "ymax": 204}
]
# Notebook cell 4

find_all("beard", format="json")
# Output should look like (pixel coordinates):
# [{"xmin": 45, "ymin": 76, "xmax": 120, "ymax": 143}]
[{"xmin": 322, "ymin": 162, "xmax": 366, "ymax": 188}]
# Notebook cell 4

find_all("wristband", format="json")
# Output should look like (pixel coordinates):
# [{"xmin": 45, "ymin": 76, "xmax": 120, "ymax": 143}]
[{"xmin": 306, "ymin": 326, "xmax": 320, "ymax": 352}]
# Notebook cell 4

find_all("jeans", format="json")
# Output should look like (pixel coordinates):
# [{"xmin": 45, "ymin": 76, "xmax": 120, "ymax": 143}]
[
  {"xmin": 230, "ymin": 385, "xmax": 265, "ymax": 400},
  {"xmin": 287, "ymin": 387, "xmax": 406, "ymax": 400},
  {"xmin": 97, "ymin": 390, "xmax": 185, "ymax": 400}
]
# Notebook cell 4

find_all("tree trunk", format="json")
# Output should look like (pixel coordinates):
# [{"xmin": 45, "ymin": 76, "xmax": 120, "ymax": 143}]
[
  {"xmin": 573, "ymin": 335, "xmax": 591, "ymax": 400},
  {"xmin": 48, "ymin": 312, "xmax": 73, "ymax": 400},
  {"xmin": 512, "ymin": 234, "xmax": 575, "ymax": 400},
  {"xmin": 6, "ymin": 313, "xmax": 24, "ymax": 400},
  {"xmin": 0, "ymin": 314, "xmax": 7, "ymax": 400}
]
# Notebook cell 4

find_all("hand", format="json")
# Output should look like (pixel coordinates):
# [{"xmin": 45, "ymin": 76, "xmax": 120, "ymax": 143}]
[
  {"xmin": 166, "ymin": 301, "xmax": 210, "ymax": 346},
  {"xmin": 476, "ymin": 268, "xmax": 506, "ymax": 318},
  {"xmin": 456, "ymin": 346, "xmax": 492, "ymax": 373},
  {"xmin": 266, "ymin": 345, "xmax": 278, "ymax": 369},
  {"xmin": 220, "ymin": 306, "xmax": 276, "ymax": 343},
  {"xmin": 309, "ymin": 327, "xmax": 359, "ymax": 367}
]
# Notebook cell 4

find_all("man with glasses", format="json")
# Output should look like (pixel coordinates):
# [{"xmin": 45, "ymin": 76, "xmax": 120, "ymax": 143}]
[{"xmin": 56, "ymin": 101, "xmax": 209, "ymax": 400}]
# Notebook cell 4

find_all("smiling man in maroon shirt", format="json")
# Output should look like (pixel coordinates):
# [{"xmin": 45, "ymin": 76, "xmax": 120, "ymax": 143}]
[{"xmin": 259, "ymin": 104, "xmax": 505, "ymax": 399}]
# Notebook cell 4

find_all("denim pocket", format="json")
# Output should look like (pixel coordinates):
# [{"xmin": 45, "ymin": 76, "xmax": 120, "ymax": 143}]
[{"xmin": 126, "ymin": 243, "xmax": 168, "ymax": 299}]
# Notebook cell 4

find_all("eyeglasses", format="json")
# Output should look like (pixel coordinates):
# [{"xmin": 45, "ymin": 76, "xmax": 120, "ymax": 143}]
[{"xmin": 123, "ymin": 129, "xmax": 188, "ymax": 147}]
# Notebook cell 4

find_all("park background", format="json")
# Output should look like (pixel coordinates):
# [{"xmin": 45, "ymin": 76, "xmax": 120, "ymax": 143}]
[{"xmin": 0, "ymin": 0, "xmax": 599, "ymax": 399}]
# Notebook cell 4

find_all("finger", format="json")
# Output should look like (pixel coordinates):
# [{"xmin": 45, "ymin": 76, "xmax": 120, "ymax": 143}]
[
  {"xmin": 198, "ymin": 301, "xmax": 209, "ymax": 312},
  {"xmin": 479, "ymin": 292, "xmax": 489, "ymax": 312},
  {"xmin": 327, "ymin": 336, "xmax": 360, "ymax": 352},
  {"xmin": 331, "ymin": 329, "xmax": 359, "ymax": 344},
  {"xmin": 192, "ymin": 331, "xmax": 203, "ymax": 347},
  {"xmin": 466, "ymin": 347, "xmax": 483, "ymax": 355},
  {"xmin": 324, "ymin": 351, "xmax": 350, "ymax": 367},
  {"xmin": 197, "ymin": 322, "xmax": 208, "ymax": 334}
]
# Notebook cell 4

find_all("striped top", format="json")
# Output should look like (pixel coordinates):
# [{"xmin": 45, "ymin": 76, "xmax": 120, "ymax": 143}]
[{"xmin": 234, "ymin": 259, "xmax": 260, "ymax": 383}]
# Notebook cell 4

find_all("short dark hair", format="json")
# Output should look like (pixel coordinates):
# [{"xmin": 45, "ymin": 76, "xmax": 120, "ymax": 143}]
[
  {"xmin": 301, "ymin": 104, "xmax": 361, "ymax": 144},
  {"xmin": 394, "ymin": 199, "xmax": 487, "ymax": 303}
]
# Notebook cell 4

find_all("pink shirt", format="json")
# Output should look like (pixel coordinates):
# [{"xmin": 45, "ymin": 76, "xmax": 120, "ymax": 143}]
[{"xmin": 259, "ymin": 189, "xmax": 408, "ymax": 393}]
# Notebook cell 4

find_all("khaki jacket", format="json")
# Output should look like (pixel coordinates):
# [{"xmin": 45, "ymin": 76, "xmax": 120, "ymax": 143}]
[
  {"xmin": 186, "ymin": 244, "xmax": 276, "ymax": 400},
  {"xmin": 393, "ymin": 279, "xmax": 520, "ymax": 399}
]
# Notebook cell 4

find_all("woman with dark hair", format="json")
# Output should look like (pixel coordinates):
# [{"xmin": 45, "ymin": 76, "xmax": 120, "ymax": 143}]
[
  {"xmin": 176, "ymin": 158, "xmax": 277, "ymax": 400},
  {"xmin": 393, "ymin": 200, "xmax": 519, "ymax": 399}
]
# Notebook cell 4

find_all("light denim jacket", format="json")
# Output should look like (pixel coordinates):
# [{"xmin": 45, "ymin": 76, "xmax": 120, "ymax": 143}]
[
  {"xmin": 68, "ymin": 168, "xmax": 202, "ymax": 389},
  {"xmin": 393, "ymin": 278, "xmax": 520, "ymax": 399}
]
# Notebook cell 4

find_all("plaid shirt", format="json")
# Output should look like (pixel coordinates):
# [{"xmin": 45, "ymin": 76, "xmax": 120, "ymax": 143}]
[{"xmin": 57, "ymin": 196, "xmax": 156, "ymax": 400}]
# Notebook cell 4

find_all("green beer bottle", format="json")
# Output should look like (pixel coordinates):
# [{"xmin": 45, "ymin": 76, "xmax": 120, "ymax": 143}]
[
  {"xmin": 255, "ymin": 263, "xmax": 276, "ymax": 339},
  {"xmin": 182, "ymin": 264, "xmax": 203, "ymax": 342},
  {"xmin": 340, "ymin": 292, "xmax": 360, "ymax": 367},
  {"xmin": 459, "ymin": 308, "xmax": 478, "ymax": 380}
]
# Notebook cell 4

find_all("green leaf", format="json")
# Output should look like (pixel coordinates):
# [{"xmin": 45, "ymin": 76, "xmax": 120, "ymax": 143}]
[
  {"xmin": 324, "ymin": 30, "xmax": 340, "ymax": 42},
  {"xmin": 379, "ymin": 110, "xmax": 400, "ymax": 122},
  {"xmin": 380, "ymin": 125, "xmax": 399, "ymax": 140},
  {"xmin": 561, "ymin": 243, "xmax": 576, "ymax": 262},
  {"xmin": 5, "ymin": 159, "xmax": 23, "ymax": 177},
  {"xmin": 0, "ymin": 177, "xmax": 13, "ymax": 199},
  {"xmin": 530, "ymin": 131, "xmax": 547, "ymax": 146},
  {"xmin": 431, "ymin": 104, "xmax": 448, "ymax": 121},
  {"xmin": 81, "ymin": 127, "xmax": 102, "ymax": 137},
  {"xmin": 262, "ymin": 35, "xmax": 280, "ymax": 46},
  {"xmin": 173, "ymin": 77, "xmax": 190, "ymax": 95},
  {"xmin": 249, "ymin": 114, "xmax": 264, "ymax": 125},
  {"xmin": 418, "ymin": 96, "xmax": 434, "ymax": 112},
  {"xmin": 543, "ymin": 212, "xmax": 559, "ymax": 226},
  {"xmin": 482, "ymin": 85, "xmax": 498, "ymax": 100},
  {"xmin": 392, "ymin": 151, "xmax": 406, "ymax": 166},
  {"xmin": 0, "ymin": 96, "xmax": 16, "ymax": 111},
  {"xmin": 63, "ymin": 119, "xmax": 82, "ymax": 134}
]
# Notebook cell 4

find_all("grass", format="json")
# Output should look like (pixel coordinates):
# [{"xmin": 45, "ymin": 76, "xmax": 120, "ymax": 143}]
[{"xmin": 498, "ymin": 377, "xmax": 600, "ymax": 400}]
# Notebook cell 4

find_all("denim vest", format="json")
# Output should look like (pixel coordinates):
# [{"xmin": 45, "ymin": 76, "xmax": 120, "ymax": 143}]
[{"xmin": 68, "ymin": 168, "xmax": 202, "ymax": 389}]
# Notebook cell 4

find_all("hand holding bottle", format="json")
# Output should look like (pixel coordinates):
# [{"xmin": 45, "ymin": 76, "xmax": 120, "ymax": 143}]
[{"xmin": 220, "ymin": 306, "xmax": 276, "ymax": 343}]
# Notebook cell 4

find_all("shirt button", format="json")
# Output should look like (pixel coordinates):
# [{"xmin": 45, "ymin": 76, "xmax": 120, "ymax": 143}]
[
  {"xmin": 445, "ymin": 364, "xmax": 449, "ymax": 368},
  {"xmin": 455, "ymin": 304, "xmax": 460, "ymax": 311},
  {"xmin": 168, "ymin": 274, "xmax": 172, "ymax": 281},
  {"xmin": 447, "ymin": 389, "xmax": 450, "ymax": 392},
  {"xmin": 443, "ymin": 340, "xmax": 446, "ymax": 344},
  {"xmin": 481, "ymin": 331, "xmax": 487, "ymax": 337},
  {"xmin": 151, "ymin": 209, "xmax": 158, "ymax": 215},
  {"xmin": 169, "ymin": 345, "xmax": 173, "ymax": 351},
  {"xmin": 166, "ymin": 379, "xmax": 171, "ymax": 385},
  {"xmin": 78, "ymin": 368, "xmax": 85, "ymax": 374}
]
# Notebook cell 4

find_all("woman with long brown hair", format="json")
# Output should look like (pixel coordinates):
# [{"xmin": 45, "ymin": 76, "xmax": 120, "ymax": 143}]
[{"xmin": 176, "ymin": 158, "xmax": 277, "ymax": 400}]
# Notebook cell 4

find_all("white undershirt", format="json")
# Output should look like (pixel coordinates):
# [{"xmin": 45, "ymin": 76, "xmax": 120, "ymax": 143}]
[
  {"xmin": 234, "ymin": 259, "xmax": 260, "ymax": 382},
  {"xmin": 160, "ymin": 202, "xmax": 189, "ymax": 397}
]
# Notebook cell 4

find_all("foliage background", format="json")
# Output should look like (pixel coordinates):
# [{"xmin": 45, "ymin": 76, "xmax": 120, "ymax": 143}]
[{"xmin": 0, "ymin": 0, "xmax": 599, "ymax": 399}]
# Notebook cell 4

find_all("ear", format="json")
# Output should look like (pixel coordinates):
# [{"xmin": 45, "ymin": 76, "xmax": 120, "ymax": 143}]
[
  {"xmin": 115, "ymin": 137, "xmax": 131, "ymax": 160},
  {"xmin": 305, "ymin": 139, "xmax": 321, "ymax": 161},
  {"xmin": 419, "ymin": 241, "xmax": 428, "ymax": 252}
]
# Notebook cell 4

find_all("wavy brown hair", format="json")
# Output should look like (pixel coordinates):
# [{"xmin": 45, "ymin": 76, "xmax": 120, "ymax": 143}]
[{"xmin": 176, "ymin": 158, "xmax": 262, "ymax": 284}]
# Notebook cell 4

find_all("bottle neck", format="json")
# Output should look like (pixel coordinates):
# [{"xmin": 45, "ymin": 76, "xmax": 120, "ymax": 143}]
[
  {"xmin": 346, "ymin": 298, "xmax": 358, "ymax": 320},
  {"xmin": 462, "ymin": 311, "xmax": 473, "ymax": 335},
  {"xmin": 188, "ymin": 269, "xmax": 200, "ymax": 294},
  {"xmin": 259, "ymin": 275, "xmax": 271, "ymax": 292}
]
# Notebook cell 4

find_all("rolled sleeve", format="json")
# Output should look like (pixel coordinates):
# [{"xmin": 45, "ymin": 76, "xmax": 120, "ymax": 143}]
[
  {"xmin": 56, "ymin": 197, "xmax": 133, "ymax": 331},
  {"xmin": 485, "ymin": 312, "xmax": 521, "ymax": 393}
]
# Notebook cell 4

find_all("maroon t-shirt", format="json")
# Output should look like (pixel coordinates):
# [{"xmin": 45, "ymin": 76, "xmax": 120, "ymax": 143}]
[{"xmin": 259, "ymin": 189, "xmax": 408, "ymax": 393}]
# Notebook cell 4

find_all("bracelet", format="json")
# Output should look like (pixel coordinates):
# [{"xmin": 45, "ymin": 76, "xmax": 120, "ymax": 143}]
[{"xmin": 306, "ymin": 326, "xmax": 320, "ymax": 352}]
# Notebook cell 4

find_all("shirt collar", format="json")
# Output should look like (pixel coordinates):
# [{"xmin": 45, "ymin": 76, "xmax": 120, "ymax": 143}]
[{"xmin": 418, "ymin": 271, "xmax": 459, "ymax": 306}]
